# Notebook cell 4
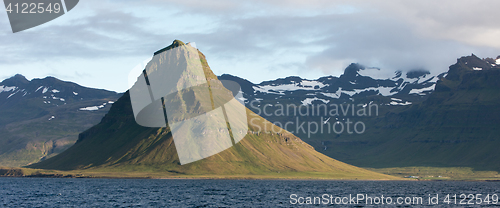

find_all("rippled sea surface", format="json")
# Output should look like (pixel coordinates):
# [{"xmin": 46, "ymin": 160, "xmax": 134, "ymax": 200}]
[{"xmin": 1, "ymin": 178, "xmax": 499, "ymax": 207}]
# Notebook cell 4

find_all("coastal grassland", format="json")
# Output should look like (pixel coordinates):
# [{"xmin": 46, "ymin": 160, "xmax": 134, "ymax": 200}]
[
  {"xmin": 4, "ymin": 166, "xmax": 500, "ymax": 180},
  {"xmin": 0, "ymin": 166, "xmax": 399, "ymax": 180},
  {"xmin": 368, "ymin": 167, "xmax": 500, "ymax": 181}
]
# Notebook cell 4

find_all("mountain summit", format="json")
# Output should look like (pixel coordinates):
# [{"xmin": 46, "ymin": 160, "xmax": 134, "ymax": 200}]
[{"xmin": 1, "ymin": 74, "xmax": 29, "ymax": 86}]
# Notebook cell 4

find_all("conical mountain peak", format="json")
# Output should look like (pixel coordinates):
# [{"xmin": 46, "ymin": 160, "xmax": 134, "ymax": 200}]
[
  {"xmin": 154, "ymin": 39, "xmax": 187, "ymax": 55},
  {"xmin": 28, "ymin": 42, "xmax": 394, "ymax": 180}
]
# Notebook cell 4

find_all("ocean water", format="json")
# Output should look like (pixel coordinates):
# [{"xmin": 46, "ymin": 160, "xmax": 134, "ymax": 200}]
[{"xmin": 0, "ymin": 178, "xmax": 499, "ymax": 207}]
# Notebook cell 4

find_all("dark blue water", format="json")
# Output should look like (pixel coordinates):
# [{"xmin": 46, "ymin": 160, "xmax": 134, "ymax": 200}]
[{"xmin": 0, "ymin": 178, "xmax": 499, "ymax": 207}]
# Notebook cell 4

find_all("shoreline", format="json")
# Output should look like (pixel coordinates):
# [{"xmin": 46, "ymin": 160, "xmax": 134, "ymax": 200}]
[
  {"xmin": 2, "ymin": 173, "xmax": 499, "ymax": 182},
  {"xmin": 2, "ymin": 167, "xmax": 499, "ymax": 181},
  {"xmin": 2, "ymin": 175, "xmax": 499, "ymax": 182}
]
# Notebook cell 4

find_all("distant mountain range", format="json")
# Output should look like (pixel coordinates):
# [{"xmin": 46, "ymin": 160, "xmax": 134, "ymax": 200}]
[
  {"xmin": 220, "ymin": 63, "xmax": 444, "ymax": 108},
  {"xmin": 0, "ymin": 74, "xmax": 121, "ymax": 167},
  {"xmin": 219, "ymin": 54, "xmax": 500, "ymax": 172}
]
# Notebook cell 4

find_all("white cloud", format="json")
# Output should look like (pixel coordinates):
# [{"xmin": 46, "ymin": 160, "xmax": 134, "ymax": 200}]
[{"xmin": 1, "ymin": 0, "xmax": 499, "ymax": 92}]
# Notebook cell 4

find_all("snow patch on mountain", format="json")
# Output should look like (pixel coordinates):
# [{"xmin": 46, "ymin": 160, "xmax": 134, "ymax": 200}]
[
  {"xmin": 238, "ymin": 97, "xmax": 247, "ymax": 102},
  {"xmin": 365, "ymin": 86, "xmax": 397, "ymax": 96},
  {"xmin": 496, "ymin": 58, "xmax": 500, "ymax": 65},
  {"xmin": 341, "ymin": 86, "xmax": 397, "ymax": 97},
  {"xmin": 301, "ymin": 97, "xmax": 330, "ymax": 105},
  {"xmin": 35, "ymin": 86, "xmax": 44, "ymax": 92},
  {"xmin": 321, "ymin": 92, "xmax": 340, "ymax": 99},
  {"xmin": 473, "ymin": 67, "xmax": 482, "ymax": 71},
  {"xmin": 357, "ymin": 68, "xmax": 390, "ymax": 80},
  {"xmin": 339, "ymin": 88, "xmax": 356, "ymax": 96},
  {"xmin": 79, "ymin": 102, "xmax": 109, "ymax": 111},
  {"xmin": 254, "ymin": 80, "xmax": 328, "ymax": 94},
  {"xmin": 0, "ymin": 86, "xmax": 17, "ymax": 93},
  {"xmin": 7, "ymin": 92, "xmax": 17, "ymax": 99},
  {"xmin": 390, "ymin": 70, "xmax": 437, "ymax": 86},
  {"xmin": 418, "ymin": 76, "xmax": 438, "ymax": 84},
  {"xmin": 389, "ymin": 97, "xmax": 412, "ymax": 105},
  {"xmin": 429, "ymin": 76, "xmax": 440, "ymax": 83},
  {"xmin": 400, "ymin": 76, "xmax": 428, "ymax": 85},
  {"xmin": 409, "ymin": 84, "xmax": 436, "ymax": 95},
  {"xmin": 47, "ymin": 94, "xmax": 67, "ymax": 102},
  {"xmin": 79, "ymin": 106, "xmax": 100, "ymax": 111},
  {"xmin": 300, "ymin": 80, "xmax": 328, "ymax": 89},
  {"xmin": 51, "ymin": 89, "xmax": 60, "ymax": 93},
  {"xmin": 253, "ymin": 86, "xmax": 284, "ymax": 95},
  {"xmin": 42, "ymin": 87, "xmax": 49, "ymax": 94},
  {"xmin": 390, "ymin": 101, "xmax": 412, "ymax": 106}
]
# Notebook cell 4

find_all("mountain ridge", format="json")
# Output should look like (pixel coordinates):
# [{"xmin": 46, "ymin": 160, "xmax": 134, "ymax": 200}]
[
  {"xmin": 218, "ymin": 54, "xmax": 500, "ymax": 172},
  {"xmin": 220, "ymin": 62, "xmax": 443, "ymax": 109},
  {"xmin": 0, "ymin": 74, "xmax": 121, "ymax": 167}
]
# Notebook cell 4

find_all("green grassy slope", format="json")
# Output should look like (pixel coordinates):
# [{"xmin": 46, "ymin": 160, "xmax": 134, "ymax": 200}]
[{"xmin": 30, "ymin": 92, "xmax": 393, "ymax": 179}]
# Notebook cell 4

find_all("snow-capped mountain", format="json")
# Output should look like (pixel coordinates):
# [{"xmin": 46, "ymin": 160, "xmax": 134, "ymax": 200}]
[
  {"xmin": 222, "ymin": 54, "xmax": 500, "ymax": 173},
  {"xmin": 220, "ymin": 63, "xmax": 446, "ymax": 108},
  {"xmin": 0, "ymin": 74, "xmax": 119, "ymax": 113},
  {"xmin": 0, "ymin": 74, "xmax": 121, "ymax": 167}
]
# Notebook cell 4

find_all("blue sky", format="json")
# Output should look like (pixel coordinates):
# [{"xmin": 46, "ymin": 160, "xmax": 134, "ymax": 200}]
[{"xmin": 1, "ymin": 0, "xmax": 500, "ymax": 92}]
